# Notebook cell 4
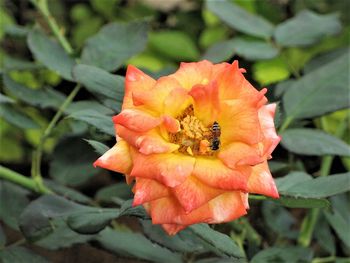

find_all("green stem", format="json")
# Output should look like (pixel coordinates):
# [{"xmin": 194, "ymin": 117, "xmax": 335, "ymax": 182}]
[
  {"xmin": 278, "ymin": 116, "xmax": 293, "ymax": 133},
  {"xmin": 319, "ymin": 156, "xmax": 333, "ymax": 177},
  {"xmin": 248, "ymin": 195, "xmax": 267, "ymax": 200},
  {"xmin": 0, "ymin": 165, "xmax": 52, "ymax": 194},
  {"xmin": 298, "ymin": 115, "xmax": 349, "ymax": 247},
  {"xmin": 298, "ymin": 208, "xmax": 320, "ymax": 247},
  {"xmin": 31, "ymin": 84, "xmax": 81, "ymax": 184},
  {"xmin": 230, "ymin": 231, "xmax": 247, "ymax": 259},
  {"xmin": 31, "ymin": 0, "xmax": 73, "ymax": 54},
  {"xmin": 28, "ymin": 0, "xmax": 79, "ymax": 192},
  {"xmin": 44, "ymin": 84, "xmax": 81, "ymax": 140}
]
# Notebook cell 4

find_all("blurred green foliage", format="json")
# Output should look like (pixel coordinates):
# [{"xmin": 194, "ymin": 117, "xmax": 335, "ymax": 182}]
[{"xmin": 0, "ymin": 0, "xmax": 349, "ymax": 262}]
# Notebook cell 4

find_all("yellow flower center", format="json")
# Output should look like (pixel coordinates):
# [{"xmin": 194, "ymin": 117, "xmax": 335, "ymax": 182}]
[{"xmin": 169, "ymin": 105, "xmax": 216, "ymax": 156}]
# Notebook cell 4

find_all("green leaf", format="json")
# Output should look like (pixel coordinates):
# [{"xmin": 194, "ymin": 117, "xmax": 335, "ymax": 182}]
[
  {"xmin": 199, "ymin": 26, "xmax": 229, "ymax": 49},
  {"xmin": 195, "ymin": 258, "xmax": 242, "ymax": 263},
  {"xmin": 324, "ymin": 208, "xmax": 350, "ymax": 248},
  {"xmin": 262, "ymin": 201, "xmax": 297, "ymax": 239},
  {"xmin": 230, "ymin": 38, "xmax": 279, "ymax": 60},
  {"xmin": 0, "ymin": 224, "xmax": 6, "ymax": 247},
  {"xmin": 325, "ymin": 194, "xmax": 350, "ymax": 248},
  {"xmin": 118, "ymin": 199, "xmax": 149, "ymax": 219},
  {"xmin": 84, "ymin": 139, "xmax": 110, "ymax": 155},
  {"xmin": 3, "ymin": 55, "xmax": 42, "ymax": 70},
  {"xmin": 304, "ymin": 47, "xmax": 348, "ymax": 74},
  {"xmin": 266, "ymin": 169, "xmax": 324, "ymax": 208},
  {"xmin": 149, "ymin": 30, "xmax": 200, "ymax": 61},
  {"xmin": 189, "ymin": 224, "xmax": 244, "ymax": 259},
  {"xmin": 202, "ymin": 39, "xmax": 235, "ymax": 63},
  {"xmin": 34, "ymin": 218, "xmax": 94, "ymax": 250},
  {"xmin": 274, "ymin": 79, "xmax": 296, "ymax": 98},
  {"xmin": 68, "ymin": 109, "xmax": 115, "ymax": 136},
  {"xmin": 0, "ymin": 124, "xmax": 24, "ymax": 162},
  {"xmin": 203, "ymin": 38, "xmax": 279, "ymax": 63},
  {"xmin": 49, "ymin": 136, "xmax": 100, "ymax": 186},
  {"xmin": 0, "ymin": 104, "xmax": 40, "ymax": 129},
  {"xmin": 0, "ymin": 8, "xmax": 14, "ymax": 40},
  {"xmin": 251, "ymin": 246, "xmax": 313, "ymax": 263},
  {"xmin": 252, "ymin": 57, "xmax": 290, "ymax": 85},
  {"xmin": 90, "ymin": 0, "xmax": 119, "ymax": 20},
  {"xmin": 4, "ymin": 24, "xmax": 29, "ymax": 37},
  {"xmin": 274, "ymin": 10, "xmax": 342, "ymax": 47},
  {"xmin": 72, "ymin": 64, "xmax": 124, "ymax": 100},
  {"xmin": 81, "ymin": 20, "xmax": 148, "ymax": 71},
  {"xmin": 66, "ymin": 100, "xmax": 114, "ymax": 115},
  {"xmin": 96, "ymin": 227, "xmax": 183, "ymax": 263},
  {"xmin": 126, "ymin": 51, "xmax": 169, "ymax": 72},
  {"xmin": 3, "ymin": 74, "xmax": 66, "ymax": 109},
  {"xmin": 67, "ymin": 208, "xmax": 120, "ymax": 234},
  {"xmin": 72, "ymin": 17, "xmax": 103, "ymax": 48},
  {"xmin": 315, "ymin": 214, "xmax": 336, "ymax": 254},
  {"xmin": 280, "ymin": 172, "xmax": 350, "ymax": 198},
  {"xmin": 268, "ymin": 161, "xmax": 289, "ymax": 173},
  {"xmin": 43, "ymin": 179, "xmax": 92, "ymax": 204},
  {"xmin": 281, "ymin": 128, "xmax": 350, "ymax": 157},
  {"xmin": 67, "ymin": 199, "xmax": 148, "ymax": 235},
  {"xmin": 18, "ymin": 195, "xmax": 107, "ymax": 249},
  {"xmin": 18, "ymin": 195, "xmax": 95, "ymax": 242},
  {"xmin": 27, "ymin": 29, "xmax": 75, "ymax": 81},
  {"xmin": 274, "ymin": 196, "xmax": 329, "ymax": 209},
  {"xmin": 329, "ymin": 194, "xmax": 350, "ymax": 227},
  {"xmin": 206, "ymin": 0, "xmax": 274, "ymax": 38},
  {"xmin": 276, "ymin": 172, "xmax": 313, "ymax": 191},
  {"xmin": 283, "ymin": 51, "xmax": 350, "ymax": 120},
  {"xmin": 141, "ymin": 220, "xmax": 205, "ymax": 253},
  {"xmin": 0, "ymin": 247, "xmax": 49, "ymax": 263},
  {"xmin": 95, "ymin": 183, "xmax": 133, "ymax": 202},
  {"xmin": 0, "ymin": 93, "xmax": 14, "ymax": 104}
]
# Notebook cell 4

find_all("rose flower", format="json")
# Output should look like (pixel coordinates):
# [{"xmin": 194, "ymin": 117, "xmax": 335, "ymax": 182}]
[{"xmin": 94, "ymin": 60, "xmax": 280, "ymax": 235}]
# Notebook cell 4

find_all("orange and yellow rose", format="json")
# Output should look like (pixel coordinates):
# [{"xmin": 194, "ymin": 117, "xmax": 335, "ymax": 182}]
[{"xmin": 94, "ymin": 60, "xmax": 280, "ymax": 235}]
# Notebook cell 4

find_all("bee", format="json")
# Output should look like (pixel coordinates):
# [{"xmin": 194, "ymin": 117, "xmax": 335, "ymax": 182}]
[{"xmin": 210, "ymin": 121, "xmax": 221, "ymax": 151}]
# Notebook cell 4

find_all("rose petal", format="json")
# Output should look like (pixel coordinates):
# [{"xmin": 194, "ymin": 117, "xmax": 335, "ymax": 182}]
[
  {"xmin": 115, "ymin": 125, "xmax": 179, "ymax": 155},
  {"xmin": 123, "ymin": 65, "xmax": 156, "ymax": 110},
  {"xmin": 132, "ymin": 76, "xmax": 182, "ymax": 113},
  {"xmin": 240, "ymin": 192, "xmax": 250, "ymax": 210},
  {"xmin": 163, "ymin": 88, "xmax": 193, "ymax": 117},
  {"xmin": 172, "ymin": 176, "xmax": 224, "ymax": 213},
  {"xmin": 258, "ymin": 104, "xmax": 281, "ymax": 157},
  {"xmin": 208, "ymin": 192, "xmax": 248, "ymax": 223},
  {"xmin": 192, "ymin": 157, "xmax": 248, "ymax": 191},
  {"xmin": 216, "ymin": 61, "xmax": 262, "ymax": 104},
  {"xmin": 218, "ymin": 99, "xmax": 262, "ymax": 146},
  {"xmin": 149, "ymin": 197, "xmax": 181, "ymax": 225},
  {"xmin": 218, "ymin": 142, "xmax": 263, "ymax": 169},
  {"xmin": 137, "ymin": 135, "xmax": 179, "ymax": 155},
  {"xmin": 130, "ymin": 153, "xmax": 195, "ymax": 187},
  {"xmin": 170, "ymin": 60, "xmax": 213, "ymax": 90},
  {"xmin": 150, "ymin": 192, "xmax": 247, "ymax": 225},
  {"xmin": 93, "ymin": 140, "xmax": 132, "ymax": 174},
  {"xmin": 133, "ymin": 178, "xmax": 170, "ymax": 206},
  {"xmin": 248, "ymin": 161, "xmax": 279, "ymax": 198},
  {"xmin": 113, "ymin": 109, "xmax": 162, "ymax": 133},
  {"xmin": 115, "ymin": 124, "xmax": 143, "ymax": 147},
  {"xmin": 162, "ymin": 115, "xmax": 180, "ymax": 133},
  {"xmin": 189, "ymin": 81, "xmax": 220, "ymax": 126}
]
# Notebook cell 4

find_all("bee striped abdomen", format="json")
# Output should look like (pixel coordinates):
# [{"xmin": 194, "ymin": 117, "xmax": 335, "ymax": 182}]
[{"xmin": 210, "ymin": 121, "xmax": 221, "ymax": 151}]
